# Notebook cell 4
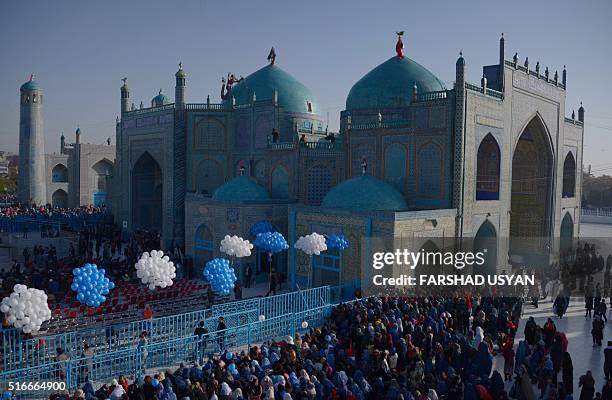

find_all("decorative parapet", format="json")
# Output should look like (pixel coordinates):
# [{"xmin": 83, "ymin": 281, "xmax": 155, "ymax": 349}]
[
  {"xmin": 414, "ymin": 90, "xmax": 448, "ymax": 102},
  {"xmin": 184, "ymin": 103, "xmax": 230, "ymax": 111},
  {"xmin": 123, "ymin": 103, "xmax": 175, "ymax": 116},
  {"xmin": 564, "ymin": 117, "xmax": 584, "ymax": 127},
  {"xmin": 348, "ymin": 119, "xmax": 412, "ymax": 130},
  {"xmin": 268, "ymin": 142, "xmax": 297, "ymax": 150},
  {"xmin": 465, "ymin": 83, "xmax": 504, "ymax": 100},
  {"xmin": 504, "ymin": 59, "xmax": 566, "ymax": 90}
]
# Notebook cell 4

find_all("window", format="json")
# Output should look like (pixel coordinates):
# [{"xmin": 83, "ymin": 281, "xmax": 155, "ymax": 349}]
[
  {"xmin": 307, "ymin": 165, "xmax": 332, "ymax": 204},
  {"xmin": 562, "ymin": 152, "xmax": 576, "ymax": 198},
  {"xmin": 476, "ymin": 134, "xmax": 500, "ymax": 200}
]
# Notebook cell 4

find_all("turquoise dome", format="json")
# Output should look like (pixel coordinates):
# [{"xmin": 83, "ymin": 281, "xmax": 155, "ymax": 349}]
[
  {"xmin": 152, "ymin": 90, "xmax": 169, "ymax": 107},
  {"xmin": 226, "ymin": 64, "xmax": 319, "ymax": 114},
  {"xmin": 21, "ymin": 79, "xmax": 41, "ymax": 91},
  {"xmin": 346, "ymin": 56, "xmax": 445, "ymax": 110},
  {"xmin": 322, "ymin": 175, "xmax": 407, "ymax": 211},
  {"xmin": 213, "ymin": 176, "xmax": 270, "ymax": 202}
]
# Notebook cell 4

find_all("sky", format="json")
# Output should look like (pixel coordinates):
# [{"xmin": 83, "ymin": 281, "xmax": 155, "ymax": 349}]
[{"xmin": 1, "ymin": 0, "xmax": 611, "ymax": 173}]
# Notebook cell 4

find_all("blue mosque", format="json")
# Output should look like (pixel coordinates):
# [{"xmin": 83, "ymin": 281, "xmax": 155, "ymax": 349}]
[{"xmin": 104, "ymin": 35, "xmax": 584, "ymax": 288}]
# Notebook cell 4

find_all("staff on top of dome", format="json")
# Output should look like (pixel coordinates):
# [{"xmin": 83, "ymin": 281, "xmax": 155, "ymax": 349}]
[
  {"xmin": 395, "ymin": 31, "xmax": 404, "ymax": 58},
  {"xmin": 267, "ymin": 46, "xmax": 276, "ymax": 65}
]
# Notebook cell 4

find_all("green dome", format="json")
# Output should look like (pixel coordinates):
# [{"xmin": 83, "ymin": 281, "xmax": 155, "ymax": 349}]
[
  {"xmin": 152, "ymin": 90, "xmax": 169, "ymax": 107},
  {"xmin": 213, "ymin": 176, "xmax": 270, "ymax": 202},
  {"xmin": 226, "ymin": 64, "xmax": 319, "ymax": 114},
  {"xmin": 322, "ymin": 175, "xmax": 407, "ymax": 211},
  {"xmin": 21, "ymin": 78, "xmax": 41, "ymax": 91},
  {"xmin": 346, "ymin": 56, "xmax": 445, "ymax": 110}
]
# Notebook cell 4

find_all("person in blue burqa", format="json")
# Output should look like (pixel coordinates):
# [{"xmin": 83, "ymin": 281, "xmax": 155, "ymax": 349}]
[{"xmin": 475, "ymin": 341, "xmax": 493, "ymax": 379}]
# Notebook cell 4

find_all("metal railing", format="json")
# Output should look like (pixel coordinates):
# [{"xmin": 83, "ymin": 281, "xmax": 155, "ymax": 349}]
[
  {"xmin": 2, "ymin": 286, "xmax": 330, "ymax": 371},
  {"xmin": 1, "ymin": 303, "xmax": 339, "ymax": 395},
  {"xmin": 0, "ymin": 212, "xmax": 110, "ymax": 233}
]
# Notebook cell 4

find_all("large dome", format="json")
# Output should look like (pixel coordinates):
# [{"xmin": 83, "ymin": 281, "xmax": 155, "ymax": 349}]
[
  {"xmin": 213, "ymin": 176, "xmax": 270, "ymax": 202},
  {"xmin": 322, "ymin": 175, "xmax": 407, "ymax": 211},
  {"xmin": 346, "ymin": 56, "xmax": 445, "ymax": 110},
  {"xmin": 226, "ymin": 64, "xmax": 319, "ymax": 114}
]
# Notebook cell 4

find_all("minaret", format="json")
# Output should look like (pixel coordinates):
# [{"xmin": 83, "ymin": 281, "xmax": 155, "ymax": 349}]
[
  {"xmin": 175, "ymin": 62, "xmax": 186, "ymax": 109},
  {"xmin": 120, "ymin": 78, "xmax": 129, "ymax": 114},
  {"xmin": 498, "ymin": 33, "xmax": 505, "ymax": 92},
  {"xmin": 578, "ymin": 102, "xmax": 585, "ymax": 123},
  {"xmin": 75, "ymin": 127, "xmax": 81, "ymax": 144},
  {"xmin": 18, "ymin": 74, "xmax": 46, "ymax": 206},
  {"xmin": 60, "ymin": 132, "xmax": 65, "ymax": 153},
  {"xmin": 453, "ymin": 52, "xmax": 467, "ymax": 238}
]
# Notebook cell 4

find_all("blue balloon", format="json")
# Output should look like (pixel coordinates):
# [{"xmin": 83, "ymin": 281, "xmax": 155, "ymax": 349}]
[
  {"xmin": 326, "ymin": 234, "xmax": 349, "ymax": 250},
  {"xmin": 71, "ymin": 263, "xmax": 115, "ymax": 308},
  {"xmin": 254, "ymin": 232, "xmax": 289, "ymax": 254}
]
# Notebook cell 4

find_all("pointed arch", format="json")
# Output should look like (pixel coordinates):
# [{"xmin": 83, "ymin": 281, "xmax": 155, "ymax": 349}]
[
  {"xmin": 476, "ymin": 134, "xmax": 500, "ymax": 200},
  {"xmin": 562, "ymin": 152, "xmax": 576, "ymax": 198},
  {"xmin": 560, "ymin": 213, "xmax": 574, "ymax": 257},
  {"xmin": 51, "ymin": 164, "xmax": 68, "ymax": 183},
  {"xmin": 131, "ymin": 151, "xmax": 162, "ymax": 231},
  {"xmin": 474, "ymin": 220, "xmax": 498, "ymax": 276},
  {"xmin": 510, "ymin": 115, "xmax": 554, "ymax": 267},
  {"xmin": 51, "ymin": 189, "xmax": 68, "ymax": 208}
]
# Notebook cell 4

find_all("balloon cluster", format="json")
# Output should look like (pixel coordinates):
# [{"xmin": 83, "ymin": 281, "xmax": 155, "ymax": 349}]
[
  {"xmin": 294, "ymin": 232, "xmax": 327, "ymax": 255},
  {"xmin": 326, "ymin": 234, "xmax": 349, "ymax": 250},
  {"xmin": 250, "ymin": 221, "xmax": 275, "ymax": 236},
  {"xmin": 254, "ymin": 232, "xmax": 289, "ymax": 254},
  {"xmin": 71, "ymin": 264, "xmax": 115, "ymax": 307},
  {"xmin": 135, "ymin": 250, "xmax": 176, "ymax": 290},
  {"xmin": 203, "ymin": 258, "xmax": 237, "ymax": 295},
  {"xmin": 220, "ymin": 235, "xmax": 253, "ymax": 258},
  {"xmin": 0, "ymin": 284, "xmax": 51, "ymax": 334}
]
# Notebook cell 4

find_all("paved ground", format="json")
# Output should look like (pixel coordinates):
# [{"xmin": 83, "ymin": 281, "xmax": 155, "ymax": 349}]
[{"xmin": 494, "ymin": 296, "xmax": 612, "ymax": 395}]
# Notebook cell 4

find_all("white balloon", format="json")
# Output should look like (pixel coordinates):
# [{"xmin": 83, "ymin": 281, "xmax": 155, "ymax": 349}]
[
  {"xmin": 220, "ymin": 235, "xmax": 254, "ymax": 258},
  {"xmin": 294, "ymin": 232, "xmax": 328, "ymax": 256},
  {"xmin": 259, "ymin": 315, "xmax": 266, "ymax": 322},
  {"xmin": 1, "ymin": 286, "xmax": 51, "ymax": 333}
]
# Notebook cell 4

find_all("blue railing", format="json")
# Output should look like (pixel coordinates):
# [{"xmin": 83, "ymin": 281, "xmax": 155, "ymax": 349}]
[
  {"xmin": 2, "ymin": 286, "xmax": 331, "ymax": 371},
  {"xmin": 0, "ymin": 212, "xmax": 110, "ymax": 233},
  {"xmin": 1, "ymin": 303, "xmax": 339, "ymax": 396}
]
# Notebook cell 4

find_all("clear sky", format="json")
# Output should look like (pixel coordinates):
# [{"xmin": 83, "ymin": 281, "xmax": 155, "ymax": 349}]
[{"xmin": 1, "ymin": 0, "xmax": 611, "ymax": 172}]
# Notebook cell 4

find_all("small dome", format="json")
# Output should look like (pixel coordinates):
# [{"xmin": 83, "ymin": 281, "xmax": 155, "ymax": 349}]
[
  {"xmin": 346, "ymin": 56, "xmax": 445, "ymax": 110},
  {"xmin": 152, "ymin": 89, "xmax": 169, "ymax": 107},
  {"xmin": 322, "ymin": 175, "xmax": 407, "ymax": 211},
  {"xmin": 21, "ymin": 76, "xmax": 41, "ymax": 91},
  {"xmin": 213, "ymin": 176, "xmax": 270, "ymax": 202},
  {"xmin": 225, "ymin": 64, "xmax": 319, "ymax": 114}
]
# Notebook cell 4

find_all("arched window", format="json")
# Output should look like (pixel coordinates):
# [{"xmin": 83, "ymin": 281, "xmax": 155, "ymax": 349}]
[
  {"xmin": 562, "ymin": 152, "xmax": 576, "ymax": 198},
  {"xmin": 474, "ymin": 220, "xmax": 497, "ymax": 276},
  {"xmin": 560, "ymin": 213, "xmax": 574, "ymax": 259},
  {"xmin": 476, "ymin": 134, "xmax": 501, "ymax": 200},
  {"xmin": 384, "ymin": 143, "xmax": 407, "ymax": 194},
  {"xmin": 51, "ymin": 189, "xmax": 68, "ymax": 208},
  {"xmin": 52, "ymin": 164, "xmax": 68, "ymax": 183},
  {"xmin": 418, "ymin": 143, "xmax": 442, "ymax": 196},
  {"xmin": 271, "ymin": 166, "xmax": 289, "ymax": 199}
]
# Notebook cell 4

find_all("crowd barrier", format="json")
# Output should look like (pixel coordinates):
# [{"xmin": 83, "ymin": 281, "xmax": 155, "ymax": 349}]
[
  {"xmin": 0, "ymin": 303, "xmax": 338, "ymax": 396},
  {"xmin": 0, "ymin": 212, "xmax": 110, "ymax": 233},
  {"xmin": 1, "ymin": 285, "xmax": 347, "ymax": 371}
]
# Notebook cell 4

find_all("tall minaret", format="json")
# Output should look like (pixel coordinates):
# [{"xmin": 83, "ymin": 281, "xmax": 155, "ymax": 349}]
[
  {"xmin": 120, "ymin": 78, "xmax": 129, "ymax": 114},
  {"xmin": 18, "ymin": 74, "xmax": 46, "ymax": 206},
  {"xmin": 175, "ymin": 62, "xmax": 186, "ymax": 109}
]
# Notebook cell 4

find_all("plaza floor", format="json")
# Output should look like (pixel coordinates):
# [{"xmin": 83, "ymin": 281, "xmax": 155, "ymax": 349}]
[{"xmin": 494, "ymin": 296, "xmax": 612, "ymax": 394}]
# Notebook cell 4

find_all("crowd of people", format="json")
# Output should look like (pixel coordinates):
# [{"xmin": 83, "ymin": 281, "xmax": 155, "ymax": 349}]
[
  {"xmin": 33, "ymin": 295, "xmax": 609, "ymax": 400},
  {"xmin": 0, "ymin": 204, "xmax": 107, "ymax": 219}
]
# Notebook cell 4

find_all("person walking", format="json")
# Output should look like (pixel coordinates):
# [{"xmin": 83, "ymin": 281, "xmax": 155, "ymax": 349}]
[
  {"xmin": 605, "ymin": 341, "xmax": 612, "ymax": 380},
  {"xmin": 593, "ymin": 314, "xmax": 605, "ymax": 347},
  {"xmin": 265, "ymin": 270, "xmax": 277, "ymax": 297},
  {"xmin": 562, "ymin": 352, "xmax": 574, "ymax": 396},
  {"xmin": 579, "ymin": 371, "xmax": 595, "ymax": 400},
  {"xmin": 216, "ymin": 317, "xmax": 226, "ymax": 351}
]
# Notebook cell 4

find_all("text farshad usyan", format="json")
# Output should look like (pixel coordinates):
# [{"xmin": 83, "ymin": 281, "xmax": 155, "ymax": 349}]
[{"xmin": 372, "ymin": 274, "xmax": 535, "ymax": 286}]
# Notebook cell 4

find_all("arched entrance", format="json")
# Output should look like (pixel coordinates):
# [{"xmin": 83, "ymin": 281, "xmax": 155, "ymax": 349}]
[
  {"xmin": 52, "ymin": 189, "xmax": 68, "ymax": 208},
  {"xmin": 131, "ymin": 152, "xmax": 162, "ymax": 231},
  {"xmin": 474, "ymin": 220, "xmax": 498, "ymax": 276},
  {"xmin": 510, "ymin": 116, "xmax": 554, "ymax": 267},
  {"xmin": 560, "ymin": 213, "xmax": 574, "ymax": 261},
  {"xmin": 476, "ymin": 134, "xmax": 500, "ymax": 200}
]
